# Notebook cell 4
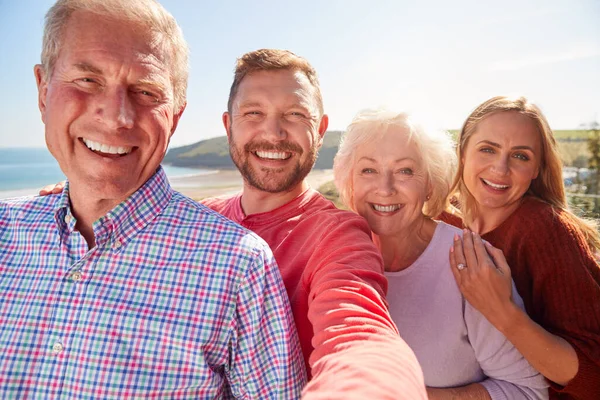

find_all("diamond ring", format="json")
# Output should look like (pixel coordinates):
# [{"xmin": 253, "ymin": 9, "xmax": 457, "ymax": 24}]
[{"xmin": 457, "ymin": 263, "xmax": 467, "ymax": 271}]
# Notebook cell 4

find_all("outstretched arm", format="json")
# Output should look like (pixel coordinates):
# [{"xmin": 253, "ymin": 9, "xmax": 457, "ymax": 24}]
[{"xmin": 301, "ymin": 214, "xmax": 426, "ymax": 400}]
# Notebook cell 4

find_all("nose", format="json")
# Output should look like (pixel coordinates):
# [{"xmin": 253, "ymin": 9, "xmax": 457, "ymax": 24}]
[
  {"xmin": 261, "ymin": 115, "xmax": 287, "ymax": 142},
  {"xmin": 376, "ymin": 171, "xmax": 397, "ymax": 196},
  {"xmin": 95, "ymin": 87, "xmax": 135, "ymax": 130},
  {"xmin": 490, "ymin": 155, "xmax": 509, "ymax": 175}
]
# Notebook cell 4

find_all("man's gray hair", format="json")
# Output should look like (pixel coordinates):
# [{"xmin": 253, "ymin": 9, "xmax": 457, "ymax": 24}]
[{"xmin": 41, "ymin": 0, "xmax": 189, "ymax": 111}]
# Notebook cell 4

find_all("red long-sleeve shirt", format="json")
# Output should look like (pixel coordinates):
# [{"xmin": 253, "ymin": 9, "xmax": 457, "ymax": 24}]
[{"xmin": 203, "ymin": 189, "xmax": 426, "ymax": 399}]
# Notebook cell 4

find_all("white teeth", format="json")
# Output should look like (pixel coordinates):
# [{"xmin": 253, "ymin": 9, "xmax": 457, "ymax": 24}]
[
  {"xmin": 255, "ymin": 151, "xmax": 289, "ymax": 160},
  {"xmin": 373, "ymin": 204, "xmax": 400, "ymax": 213},
  {"xmin": 82, "ymin": 138, "xmax": 132, "ymax": 155},
  {"xmin": 482, "ymin": 179, "xmax": 509, "ymax": 189}
]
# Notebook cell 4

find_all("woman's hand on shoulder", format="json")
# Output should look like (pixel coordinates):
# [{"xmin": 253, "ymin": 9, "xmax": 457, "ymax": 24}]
[
  {"xmin": 39, "ymin": 181, "xmax": 66, "ymax": 196},
  {"xmin": 449, "ymin": 230, "xmax": 517, "ymax": 331}
]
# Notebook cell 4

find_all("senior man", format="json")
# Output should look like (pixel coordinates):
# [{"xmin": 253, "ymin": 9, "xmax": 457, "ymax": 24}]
[
  {"xmin": 202, "ymin": 49, "xmax": 427, "ymax": 399},
  {"xmin": 0, "ymin": 1, "xmax": 305, "ymax": 398}
]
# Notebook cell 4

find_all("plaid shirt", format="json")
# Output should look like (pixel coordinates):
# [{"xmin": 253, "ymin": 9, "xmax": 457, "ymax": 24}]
[{"xmin": 0, "ymin": 167, "xmax": 305, "ymax": 399}]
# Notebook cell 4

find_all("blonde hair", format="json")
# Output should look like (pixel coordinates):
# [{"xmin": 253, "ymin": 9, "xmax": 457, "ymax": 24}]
[
  {"xmin": 227, "ymin": 49, "xmax": 323, "ymax": 117},
  {"xmin": 41, "ymin": 0, "xmax": 189, "ymax": 112},
  {"xmin": 334, "ymin": 109, "xmax": 457, "ymax": 218},
  {"xmin": 451, "ymin": 95, "xmax": 600, "ymax": 250}
]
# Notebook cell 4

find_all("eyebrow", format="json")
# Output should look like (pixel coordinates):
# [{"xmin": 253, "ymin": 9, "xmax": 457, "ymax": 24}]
[
  {"xmin": 73, "ymin": 63, "xmax": 167, "ymax": 92},
  {"xmin": 477, "ymin": 139, "xmax": 535, "ymax": 152},
  {"xmin": 237, "ymin": 101, "xmax": 263, "ymax": 109},
  {"xmin": 73, "ymin": 62, "xmax": 103, "ymax": 75},
  {"xmin": 358, "ymin": 156, "xmax": 415, "ymax": 163}
]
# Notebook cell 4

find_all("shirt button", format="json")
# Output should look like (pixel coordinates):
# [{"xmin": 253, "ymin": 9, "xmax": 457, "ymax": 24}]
[
  {"xmin": 71, "ymin": 271, "xmax": 83, "ymax": 282},
  {"xmin": 51, "ymin": 341, "xmax": 64, "ymax": 355},
  {"xmin": 113, "ymin": 239, "xmax": 122, "ymax": 250},
  {"xmin": 65, "ymin": 214, "xmax": 72, "ymax": 224}
]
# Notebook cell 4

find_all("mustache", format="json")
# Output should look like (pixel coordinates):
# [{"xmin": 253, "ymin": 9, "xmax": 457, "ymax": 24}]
[{"xmin": 245, "ymin": 140, "xmax": 303, "ymax": 154}]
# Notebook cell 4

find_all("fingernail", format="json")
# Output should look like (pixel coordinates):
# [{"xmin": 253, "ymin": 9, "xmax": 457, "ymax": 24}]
[
  {"xmin": 463, "ymin": 228, "xmax": 469, "ymax": 235},
  {"xmin": 454, "ymin": 234, "xmax": 460, "ymax": 241}
]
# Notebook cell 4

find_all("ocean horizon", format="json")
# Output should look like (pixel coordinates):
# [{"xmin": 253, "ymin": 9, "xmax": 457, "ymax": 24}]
[{"xmin": 0, "ymin": 147, "xmax": 212, "ymax": 199}]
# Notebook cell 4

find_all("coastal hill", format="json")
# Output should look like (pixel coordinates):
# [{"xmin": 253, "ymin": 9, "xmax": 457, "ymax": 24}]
[
  {"xmin": 164, "ymin": 131, "xmax": 344, "ymax": 169},
  {"xmin": 163, "ymin": 129, "xmax": 588, "ymax": 170}
]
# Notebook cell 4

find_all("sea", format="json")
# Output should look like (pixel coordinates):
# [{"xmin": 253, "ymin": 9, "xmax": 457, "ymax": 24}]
[{"xmin": 0, "ymin": 148, "xmax": 211, "ymax": 199}]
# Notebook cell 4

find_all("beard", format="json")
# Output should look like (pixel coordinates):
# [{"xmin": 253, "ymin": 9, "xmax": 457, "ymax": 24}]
[{"xmin": 228, "ymin": 128, "xmax": 319, "ymax": 193}]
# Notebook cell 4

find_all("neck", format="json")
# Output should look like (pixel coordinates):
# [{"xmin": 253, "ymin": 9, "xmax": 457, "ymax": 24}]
[
  {"xmin": 240, "ymin": 180, "xmax": 309, "ymax": 215},
  {"xmin": 372, "ymin": 217, "xmax": 437, "ymax": 272},
  {"xmin": 69, "ymin": 186, "xmax": 122, "ymax": 249},
  {"xmin": 470, "ymin": 198, "xmax": 523, "ymax": 235}
]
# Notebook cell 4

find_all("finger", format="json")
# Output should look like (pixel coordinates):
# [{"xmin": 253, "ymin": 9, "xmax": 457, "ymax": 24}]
[
  {"xmin": 452, "ymin": 233, "xmax": 468, "ymax": 274},
  {"xmin": 51, "ymin": 185, "xmax": 63, "ymax": 194},
  {"xmin": 462, "ymin": 229, "xmax": 479, "ymax": 274},
  {"xmin": 39, "ymin": 184, "xmax": 55, "ymax": 196},
  {"xmin": 484, "ymin": 242, "xmax": 511, "ymax": 278},
  {"xmin": 472, "ymin": 232, "xmax": 493, "ymax": 268},
  {"xmin": 449, "ymin": 242, "xmax": 462, "ymax": 285}
]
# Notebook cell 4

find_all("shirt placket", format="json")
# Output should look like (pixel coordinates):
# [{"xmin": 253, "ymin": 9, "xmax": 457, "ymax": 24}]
[{"xmin": 36, "ymin": 225, "xmax": 100, "ymax": 396}]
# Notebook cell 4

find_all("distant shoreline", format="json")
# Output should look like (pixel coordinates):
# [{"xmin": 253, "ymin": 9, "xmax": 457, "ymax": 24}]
[{"xmin": 0, "ymin": 169, "xmax": 335, "ymax": 202}]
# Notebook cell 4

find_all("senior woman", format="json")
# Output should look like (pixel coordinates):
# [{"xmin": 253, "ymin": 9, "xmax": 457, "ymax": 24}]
[
  {"xmin": 445, "ymin": 96, "xmax": 600, "ymax": 400},
  {"xmin": 333, "ymin": 109, "xmax": 548, "ymax": 400},
  {"xmin": 334, "ymin": 110, "xmax": 547, "ymax": 399}
]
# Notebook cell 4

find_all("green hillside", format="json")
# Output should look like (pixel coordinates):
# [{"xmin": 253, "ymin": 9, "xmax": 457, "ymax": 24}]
[
  {"xmin": 164, "ymin": 131, "xmax": 343, "ymax": 169},
  {"xmin": 164, "ymin": 130, "xmax": 587, "ymax": 169}
]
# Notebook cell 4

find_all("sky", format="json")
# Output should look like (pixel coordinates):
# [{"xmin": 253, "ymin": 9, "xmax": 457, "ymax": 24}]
[{"xmin": 0, "ymin": 0, "xmax": 598, "ymax": 149}]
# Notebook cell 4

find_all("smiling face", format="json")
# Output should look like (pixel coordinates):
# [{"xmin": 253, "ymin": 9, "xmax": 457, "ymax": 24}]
[
  {"xmin": 462, "ymin": 111, "xmax": 541, "ymax": 217},
  {"xmin": 223, "ymin": 69, "xmax": 328, "ymax": 194},
  {"xmin": 35, "ymin": 11, "xmax": 183, "ymax": 203},
  {"xmin": 351, "ymin": 128, "xmax": 431, "ymax": 237}
]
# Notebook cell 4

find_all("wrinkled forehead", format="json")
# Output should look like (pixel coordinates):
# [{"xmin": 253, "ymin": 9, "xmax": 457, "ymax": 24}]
[{"xmin": 59, "ymin": 11, "xmax": 174, "ymax": 78}]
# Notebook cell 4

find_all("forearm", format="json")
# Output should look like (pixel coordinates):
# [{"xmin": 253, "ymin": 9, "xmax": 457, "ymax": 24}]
[
  {"xmin": 304, "ymin": 339, "xmax": 426, "ymax": 400},
  {"xmin": 495, "ymin": 302, "xmax": 578, "ymax": 386},
  {"xmin": 427, "ymin": 383, "xmax": 491, "ymax": 400}
]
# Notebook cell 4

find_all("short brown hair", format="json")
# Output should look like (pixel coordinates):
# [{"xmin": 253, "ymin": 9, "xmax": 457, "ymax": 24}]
[{"xmin": 227, "ymin": 49, "xmax": 324, "ymax": 116}]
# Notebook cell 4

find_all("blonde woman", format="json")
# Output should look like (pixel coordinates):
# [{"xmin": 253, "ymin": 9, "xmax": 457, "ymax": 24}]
[
  {"xmin": 334, "ymin": 109, "xmax": 548, "ymax": 399},
  {"xmin": 445, "ymin": 96, "xmax": 600, "ymax": 400}
]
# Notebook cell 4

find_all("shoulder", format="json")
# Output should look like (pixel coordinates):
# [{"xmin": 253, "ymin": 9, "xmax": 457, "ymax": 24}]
[
  {"xmin": 304, "ymin": 204, "xmax": 373, "ymax": 237},
  {"xmin": 165, "ymin": 192, "xmax": 272, "ymax": 257},
  {"xmin": 515, "ymin": 197, "xmax": 588, "ymax": 242},
  {"xmin": 437, "ymin": 210, "xmax": 464, "ymax": 229},
  {"xmin": 200, "ymin": 194, "xmax": 237, "ymax": 213},
  {"xmin": 0, "ymin": 195, "xmax": 59, "ymax": 224}
]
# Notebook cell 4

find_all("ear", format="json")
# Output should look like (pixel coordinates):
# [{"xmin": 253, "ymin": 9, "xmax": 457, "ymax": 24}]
[
  {"xmin": 315, "ymin": 114, "xmax": 329, "ymax": 147},
  {"xmin": 426, "ymin": 181, "xmax": 433, "ymax": 201},
  {"xmin": 169, "ymin": 102, "xmax": 187, "ymax": 138},
  {"xmin": 532, "ymin": 164, "xmax": 540, "ymax": 180},
  {"xmin": 223, "ymin": 112, "xmax": 232, "ymax": 141},
  {"xmin": 318, "ymin": 114, "xmax": 329, "ymax": 138},
  {"xmin": 34, "ymin": 64, "xmax": 49, "ymax": 123}
]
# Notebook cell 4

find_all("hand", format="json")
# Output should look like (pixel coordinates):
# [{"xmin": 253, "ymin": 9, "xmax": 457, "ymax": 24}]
[
  {"xmin": 39, "ymin": 181, "xmax": 66, "ymax": 196},
  {"xmin": 449, "ymin": 230, "xmax": 514, "ymax": 330}
]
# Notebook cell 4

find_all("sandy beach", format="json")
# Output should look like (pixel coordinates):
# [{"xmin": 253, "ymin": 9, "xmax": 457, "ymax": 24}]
[
  {"xmin": 169, "ymin": 168, "xmax": 335, "ymax": 201},
  {"xmin": 0, "ymin": 168, "xmax": 335, "ymax": 201}
]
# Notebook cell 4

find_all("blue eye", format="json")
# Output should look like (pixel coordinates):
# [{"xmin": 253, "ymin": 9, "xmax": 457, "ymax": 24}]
[
  {"xmin": 514, "ymin": 153, "xmax": 530, "ymax": 161},
  {"xmin": 399, "ymin": 168, "xmax": 413, "ymax": 175}
]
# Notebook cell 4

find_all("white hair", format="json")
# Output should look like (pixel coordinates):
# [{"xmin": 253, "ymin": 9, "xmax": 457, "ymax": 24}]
[
  {"xmin": 41, "ymin": 0, "xmax": 189, "ymax": 112},
  {"xmin": 333, "ymin": 108, "xmax": 457, "ymax": 218}
]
